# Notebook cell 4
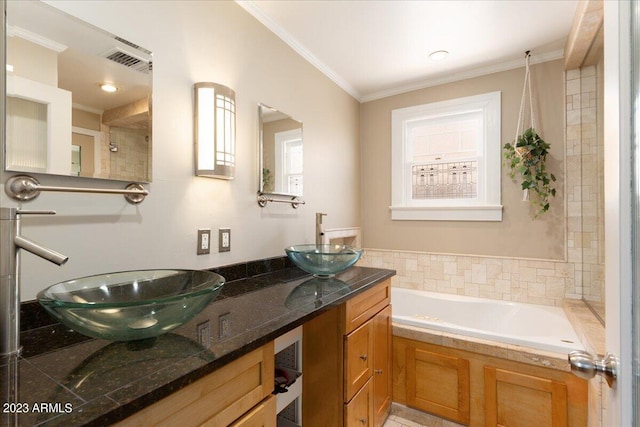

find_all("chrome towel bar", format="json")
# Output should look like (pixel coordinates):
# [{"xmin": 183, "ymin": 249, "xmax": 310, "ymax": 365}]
[
  {"xmin": 5, "ymin": 175, "xmax": 148, "ymax": 204},
  {"xmin": 257, "ymin": 193, "xmax": 304, "ymax": 209}
]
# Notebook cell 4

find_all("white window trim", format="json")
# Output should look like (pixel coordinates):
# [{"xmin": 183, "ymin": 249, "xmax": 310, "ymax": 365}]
[{"xmin": 390, "ymin": 91, "xmax": 503, "ymax": 221}]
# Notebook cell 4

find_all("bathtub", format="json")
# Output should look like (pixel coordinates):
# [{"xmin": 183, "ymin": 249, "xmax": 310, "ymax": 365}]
[{"xmin": 391, "ymin": 288, "xmax": 585, "ymax": 354}]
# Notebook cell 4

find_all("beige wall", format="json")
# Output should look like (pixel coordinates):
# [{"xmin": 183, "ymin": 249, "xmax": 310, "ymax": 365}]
[
  {"xmin": 2, "ymin": 1, "xmax": 361, "ymax": 301},
  {"xmin": 72, "ymin": 108, "xmax": 101, "ymax": 131},
  {"xmin": 360, "ymin": 60, "xmax": 566, "ymax": 260},
  {"xmin": 7, "ymin": 37, "xmax": 58, "ymax": 86}
]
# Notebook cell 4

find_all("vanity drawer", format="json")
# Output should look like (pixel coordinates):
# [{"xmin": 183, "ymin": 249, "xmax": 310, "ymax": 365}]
[
  {"xmin": 344, "ymin": 318, "xmax": 373, "ymax": 401},
  {"xmin": 342, "ymin": 279, "xmax": 390, "ymax": 334},
  {"xmin": 344, "ymin": 378, "xmax": 374, "ymax": 427},
  {"xmin": 227, "ymin": 394, "xmax": 277, "ymax": 427},
  {"xmin": 116, "ymin": 342, "xmax": 274, "ymax": 427}
]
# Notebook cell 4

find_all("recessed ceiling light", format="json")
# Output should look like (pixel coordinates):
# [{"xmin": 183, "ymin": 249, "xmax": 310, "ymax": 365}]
[
  {"xmin": 100, "ymin": 83, "xmax": 118, "ymax": 93},
  {"xmin": 428, "ymin": 50, "xmax": 449, "ymax": 62}
]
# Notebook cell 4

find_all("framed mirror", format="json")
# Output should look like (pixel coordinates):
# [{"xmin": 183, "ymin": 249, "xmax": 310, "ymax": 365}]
[
  {"xmin": 258, "ymin": 104, "xmax": 303, "ymax": 197},
  {"xmin": 5, "ymin": 1, "xmax": 153, "ymax": 182}
]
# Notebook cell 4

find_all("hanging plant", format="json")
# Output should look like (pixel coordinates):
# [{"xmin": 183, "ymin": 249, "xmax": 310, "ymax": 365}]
[
  {"xmin": 504, "ymin": 51, "xmax": 556, "ymax": 218},
  {"xmin": 503, "ymin": 128, "xmax": 556, "ymax": 216}
]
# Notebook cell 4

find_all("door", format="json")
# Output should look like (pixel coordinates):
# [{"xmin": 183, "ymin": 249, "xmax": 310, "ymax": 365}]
[{"xmin": 603, "ymin": 1, "xmax": 635, "ymax": 425}]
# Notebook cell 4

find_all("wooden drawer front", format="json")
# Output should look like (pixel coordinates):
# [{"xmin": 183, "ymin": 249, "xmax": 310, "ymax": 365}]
[
  {"xmin": 345, "ymin": 378, "xmax": 374, "ymax": 427},
  {"xmin": 227, "ymin": 395, "xmax": 277, "ymax": 427},
  {"xmin": 343, "ymin": 279, "xmax": 390, "ymax": 334},
  {"xmin": 116, "ymin": 342, "xmax": 274, "ymax": 427},
  {"xmin": 406, "ymin": 347, "xmax": 470, "ymax": 425},
  {"xmin": 344, "ymin": 319, "xmax": 374, "ymax": 401},
  {"xmin": 484, "ymin": 367, "xmax": 568, "ymax": 427}
]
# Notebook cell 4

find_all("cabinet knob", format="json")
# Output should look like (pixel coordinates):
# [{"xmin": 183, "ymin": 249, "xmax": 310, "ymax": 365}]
[
  {"xmin": 375, "ymin": 369, "xmax": 383, "ymax": 375},
  {"xmin": 359, "ymin": 354, "xmax": 368, "ymax": 361},
  {"xmin": 359, "ymin": 418, "xmax": 367, "ymax": 425}
]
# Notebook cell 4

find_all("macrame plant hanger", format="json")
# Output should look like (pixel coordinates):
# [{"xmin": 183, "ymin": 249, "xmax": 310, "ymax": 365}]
[{"xmin": 513, "ymin": 51, "xmax": 536, "ymax": 201}]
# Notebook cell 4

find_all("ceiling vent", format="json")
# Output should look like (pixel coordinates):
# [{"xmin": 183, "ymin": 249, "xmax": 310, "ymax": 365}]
[{"xmin": 101, "ymin": 47, "xmax": 151, "ymax": 74}]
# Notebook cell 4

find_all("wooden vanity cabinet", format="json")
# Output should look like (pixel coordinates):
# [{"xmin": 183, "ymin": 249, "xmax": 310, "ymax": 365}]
[
  {"xmin": 303, "ymin": 279, "xmax": 392, "ymax": 427},
  {"xmin": 116, "ymin": 342, "xmax": 275, "ymax": 427}
]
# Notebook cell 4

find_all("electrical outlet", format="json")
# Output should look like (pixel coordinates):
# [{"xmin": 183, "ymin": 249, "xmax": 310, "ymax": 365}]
[
  {"xmin": 219, "ymin": 228, "xmax": 230, "ymax": 252},
  {"xmin": 196, "ymin": 320, "xmax": 211, "ymax": 347},
  {"xmin": 197, "ymin": 229, "xmax": 211, "ymax": 255},
  {"xmin": 219, "ymin": 312, "xmax": 231, "ymax": 339}
]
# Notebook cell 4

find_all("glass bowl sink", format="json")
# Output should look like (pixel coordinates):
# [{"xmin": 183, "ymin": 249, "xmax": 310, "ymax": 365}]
[
  {"xmin": 37, "ymin": 269, "xmax": 224, "ymax": 341},
  {"xmin": 285, "ymin": 244, "xmax": 363, "ymax": 277}
]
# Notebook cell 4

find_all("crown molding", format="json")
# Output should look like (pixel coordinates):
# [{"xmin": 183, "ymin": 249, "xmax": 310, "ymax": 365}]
[
  {"xmin": 236, "ymin": 0, "xmax": 363, "ymax": 101},
  {"xmin": 236, "ymin": 0, "xmax": 565, "ymax": 104},
  {"xmin": 360, "ymin": 49, "xmax": 565, "ymax": 103},
  {"xmin": 8, "ymin": 25, "xmax": 68, "ymax": 53}
]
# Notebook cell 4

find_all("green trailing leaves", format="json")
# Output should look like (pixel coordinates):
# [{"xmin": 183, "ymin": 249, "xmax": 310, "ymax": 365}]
[{"xmin": 503, "ymin": 127, "xmax": 557, "ymax": 218}]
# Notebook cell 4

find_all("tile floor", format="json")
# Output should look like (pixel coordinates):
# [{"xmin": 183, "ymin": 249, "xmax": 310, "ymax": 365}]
[{"xmin": 383, "ymin": 404, "xmax": 464, "ymax": 427}]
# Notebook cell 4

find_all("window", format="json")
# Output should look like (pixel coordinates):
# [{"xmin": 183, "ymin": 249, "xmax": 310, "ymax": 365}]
[
  {"xmin": 275, "ymin": 128, "xmax": 303, "ymax": 195},
  {"xmin": 390, "ymin": 91, "xmax": 502, "ymax": 221}
]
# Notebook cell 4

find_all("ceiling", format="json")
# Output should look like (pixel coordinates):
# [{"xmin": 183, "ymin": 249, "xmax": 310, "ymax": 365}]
[
  {"xmin": 238, "ymin": 0, "xmax": 579, "ymax": 102},
  {"xmin": 8, "ymin": 1, "xmax": 151, "ymax": 113}
]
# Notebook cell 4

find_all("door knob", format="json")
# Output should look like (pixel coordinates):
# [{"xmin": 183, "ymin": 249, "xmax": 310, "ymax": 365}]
[{"xmin": 568, "ymin": 350, "xmax": 618, "ymax": 387}]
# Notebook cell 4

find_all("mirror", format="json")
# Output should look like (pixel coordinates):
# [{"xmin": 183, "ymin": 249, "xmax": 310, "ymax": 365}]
[
  {"xmin": 259, "ymin": 104, "xmax": 303, "ymax": 197},
  {"xmin": 5, "ymin": 1, "xmax": 153, "ymax": 182}
]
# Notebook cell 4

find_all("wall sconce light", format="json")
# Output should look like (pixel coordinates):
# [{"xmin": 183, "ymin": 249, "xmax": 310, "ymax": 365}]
[{"xmin": 194, "ymin": 82, "xmax": 236, "ymax": 179}]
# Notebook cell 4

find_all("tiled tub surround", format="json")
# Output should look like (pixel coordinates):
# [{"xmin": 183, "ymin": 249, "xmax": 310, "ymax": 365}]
[
  {"xmin": 359, "ymin": 249, "xmax": 578, "ymax": 307},
  {"xmin": 8, "ymin": 264, "xmax": 394, "ymax": 426},
  {"xmin": 359, "ymin": 249, "xmax": 603, "ymax": 426}
]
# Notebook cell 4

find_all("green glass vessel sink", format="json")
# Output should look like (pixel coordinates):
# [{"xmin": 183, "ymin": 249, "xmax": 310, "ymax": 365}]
[
  {"xmin": 37, "ymin": 269, "xmax": 224, "ymax": 341},
  {"xmin": 285, "ymin": 244, "xmax": 363, "ymax": 277}
]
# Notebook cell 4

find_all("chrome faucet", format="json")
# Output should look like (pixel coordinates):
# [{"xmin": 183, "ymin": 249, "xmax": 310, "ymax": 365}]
[
  {"xmin": 0, "ymin": 207, "xmax": 68, "ymax": 356},
  {"xmin": 316, "ymin": 212, "xmax": 327, "ymax": 245}
]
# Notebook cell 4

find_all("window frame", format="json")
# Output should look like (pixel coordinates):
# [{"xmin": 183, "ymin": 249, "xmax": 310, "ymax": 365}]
[
  {"xmin": 390, "ymin": 91, "xmax": 503, "ymax": 221},
  {"xmin": 274, "ymin": 128, "xmax": 303, "ymax": 195}
]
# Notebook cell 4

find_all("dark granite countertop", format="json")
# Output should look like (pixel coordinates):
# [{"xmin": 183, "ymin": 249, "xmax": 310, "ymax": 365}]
[{"xmin": 3, "ymin": 264, "xmax": 394, "ymax": 426}]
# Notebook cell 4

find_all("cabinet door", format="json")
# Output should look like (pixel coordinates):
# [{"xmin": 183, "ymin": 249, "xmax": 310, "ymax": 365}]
[
  {"xmin": 405, "ymin": 346, "xmax": 470, "ymax": 424},
  {"xmin": 484, "ymin": 367, "xmax": 568, "ymax": 427},
  {"xmin": 345, "ymin": 378, "xmax": 374, "ymax": 427},
  {"xmin": 344, "ymin": 319, "xmax": 374, "ymax": 401},
  {"xmin": 372, "ymin": 306, "xmax": 392, "ymax": 427}
]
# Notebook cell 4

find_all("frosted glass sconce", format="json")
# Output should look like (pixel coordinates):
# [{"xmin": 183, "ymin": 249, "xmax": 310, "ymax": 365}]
[{"xmin": 194, "ymin": 82, "xmax": 235, "ymax": 179}]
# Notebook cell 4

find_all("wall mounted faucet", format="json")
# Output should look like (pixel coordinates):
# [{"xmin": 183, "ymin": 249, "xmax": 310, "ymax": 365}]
[
  {"xmin": 0, "ymin": 207, "xmax": 68, "ymax": 356},
  {"xmin": 316, "ymin": 212, "xmax": 327, "ymax": 245}
]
